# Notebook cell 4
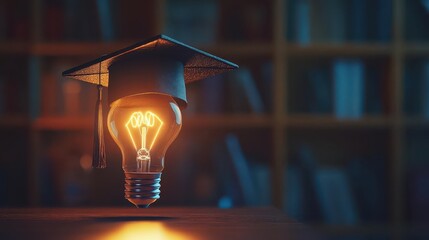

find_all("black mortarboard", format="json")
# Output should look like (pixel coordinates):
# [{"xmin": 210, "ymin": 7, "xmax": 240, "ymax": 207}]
[{"xmin": 62, "ymin": 35, "xmax": 238, "ymax": 168}]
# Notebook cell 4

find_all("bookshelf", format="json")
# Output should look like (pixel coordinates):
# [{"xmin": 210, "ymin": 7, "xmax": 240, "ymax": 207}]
[{"xmin": 0, "ymin": 0, "xmax": 429, "ymax": 238}]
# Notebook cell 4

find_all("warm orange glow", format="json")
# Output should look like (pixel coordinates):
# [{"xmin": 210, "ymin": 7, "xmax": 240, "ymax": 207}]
[
  {"xmin": 125, "ymin": 111, "xmax": 163, "ymax": 154},
  {"xmin": 102, "ymin": 222, "xmax": 195, "ymax": 240}
]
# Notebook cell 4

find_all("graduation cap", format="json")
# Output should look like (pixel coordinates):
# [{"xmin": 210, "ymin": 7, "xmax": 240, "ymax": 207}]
[{"xmin": 62, "ymin": 35, "xmax": 238, "ymax": 168}]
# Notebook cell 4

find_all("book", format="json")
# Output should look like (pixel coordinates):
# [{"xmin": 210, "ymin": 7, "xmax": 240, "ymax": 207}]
[
  {"xmin": 295, "ymin": 144, "xmax": 320, "ymax": 221},
  {"xmin": 96, "ymin": 0, "xmax": 115, "ymax": 41},
  {"xmin": 333, "ymin": 59, "xmax": 350, "ymax": 119},
  {"xmin": 349, "ymin": 60, "xmax": 365, "ymax": 119},
  {"xmin": 284, "ymin": 166, "xmax": 305, "ymax": 221},
  {"xmin": 224, "ymin": 134, "xmax": 257, "ymax": 206},
  {"xmin": 333, "ymin": 59, "xmax": 365, "ymax": 119},
  {"xmin": 252, "ymin": 163, "xmax": 271, "ymax": 206},
  {"xmin": 314, "ymin": 167, "xmax": 359, "ymax": 225},
  {"xmin": 294, "ymin": 0, "xmax": 310, "ymax": 45}
]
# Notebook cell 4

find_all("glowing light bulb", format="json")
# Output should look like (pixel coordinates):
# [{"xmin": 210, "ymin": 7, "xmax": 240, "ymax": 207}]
[{"xmin": 107, "ymin": 93, "xmax": 182, "ymax": 207}]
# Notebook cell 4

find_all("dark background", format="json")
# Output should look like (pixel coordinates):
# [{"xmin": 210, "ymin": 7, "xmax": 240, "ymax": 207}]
[{"xmin": 0, "ymin": 0, "xmax": 429, "ymax": 239}]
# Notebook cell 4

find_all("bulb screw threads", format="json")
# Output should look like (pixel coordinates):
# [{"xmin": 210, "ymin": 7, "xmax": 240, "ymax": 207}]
[{"xmin": 124, "ymin": 172, "xmax": 161, "ymax": 208}]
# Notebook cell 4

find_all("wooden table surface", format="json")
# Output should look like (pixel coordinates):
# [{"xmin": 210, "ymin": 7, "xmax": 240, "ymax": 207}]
[{"xmin": 0, "ymin": 207, "xmax": 323, "ymax": 240}]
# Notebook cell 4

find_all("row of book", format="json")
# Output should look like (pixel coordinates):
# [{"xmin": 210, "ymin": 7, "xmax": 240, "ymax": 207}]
[
  {"xmin": 1, "ymin": 0, "xmax": 270, "ymax": 43},
  {"xmin": 41, "ymin": 0, "xmax": 156, "ymax": 41},
  {"xmin": 286, "ymin": 0, "xmax": 392, "ymax": 44},
  {"xmin": 289, "ymin": 58, "xmax": 387, "ymax": 118},
  {"xmin": 284, "ymin": 144, "xmax": 388, "ymax": 225}
]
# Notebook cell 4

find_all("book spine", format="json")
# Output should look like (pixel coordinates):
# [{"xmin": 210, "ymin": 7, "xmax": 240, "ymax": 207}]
[
  {"xmin": 294, "ymin": 0, "xmax": 310, "ymax": 45},
  {"xmin": 333, "ymin": 60, "xmax": 349, "ymax": 119},
  {"xmin": 349, "ymin": 60, "xmax": 365, "ymax": 119},
  {"xmin": 96, "ymin": 0, "xmax": 115, "ymax": 41}
]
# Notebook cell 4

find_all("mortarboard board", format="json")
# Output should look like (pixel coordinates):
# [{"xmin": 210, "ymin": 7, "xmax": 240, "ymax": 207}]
[
  {"xmin": 62, "ymin": 34, "xmax": 238, "ymax": 108},
  {"xmin": 62, "ymin": 35, "xmax": 238, "ymax": 168}
]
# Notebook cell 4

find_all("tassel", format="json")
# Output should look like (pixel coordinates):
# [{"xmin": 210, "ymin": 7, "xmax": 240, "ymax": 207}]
[{"xmin": 92, "ymin": 84, "xmax": 107, "ymax": 168}]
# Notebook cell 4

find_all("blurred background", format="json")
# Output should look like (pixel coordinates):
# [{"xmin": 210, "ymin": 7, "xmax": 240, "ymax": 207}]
[{"xmin": 0, "ymin": 0, "xmax": 428, "ymax": 239}]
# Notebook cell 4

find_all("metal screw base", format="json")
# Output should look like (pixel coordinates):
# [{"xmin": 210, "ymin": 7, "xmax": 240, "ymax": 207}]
[{"xmin": 124, "ymin": 172, "xmax": 161, "ymax": 208}]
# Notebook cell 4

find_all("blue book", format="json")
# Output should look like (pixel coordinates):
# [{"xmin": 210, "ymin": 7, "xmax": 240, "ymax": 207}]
[
  {"xmin": 225, "ymin": 134, "xmax": 257, "ymax": 206},
  {"xmin": 96, "ymin": 0, "xmax": 115, "ymax": 41},
  {"xmin": 333, "ymin": 60, "xmax": 349, "ymax": 119},
  {"xmin": 314, "ymin": 168, "xmax": 359, "ymax": 225},
  {"xmin": 252, "ymin": 163, "xmax": 271, "ymax": 206},
  {"xmin": 284, "ymin": 166, "xmax": 305, "ymax": 221},
  {"xmin": 349, "ymin": 60, "xmax": 365, "ymax": 119},
  {"xmin": 294, "ymin": 0, "xmax": 310, "ymax": 45}
]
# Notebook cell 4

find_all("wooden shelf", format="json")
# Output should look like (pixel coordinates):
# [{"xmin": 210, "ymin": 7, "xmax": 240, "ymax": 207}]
[
  {"xmin": 31, "ymin": 42, "xmax": 135, "ymax": 56},
  {"xmin": 313, "ymin": 224, "xmax": 397, "ymax": 236},
  {"xmin": 404, "ymin": 117, "xmax": 429, "ymax": 127},
  {"xmin": 286, "ymin": 43, "xmax": 392, "ymax": 57},
  {"xmin": 285, "ymin": 115, "xmax": 392, "ymax": 128},
  {"xmin": 182, "ymin": 114, "xmax": 273, "ymax": 128},
  {"xmin": 32, "ymin": 116, "xmax": 93, "ymax": 130},
  {"xmin": 0, "ymin": 42, "xmax": 31, "ymax": 55},
  {"xmin": 404, "ymin": 44, "xmax": 429, "ymax": 55},
  {"xmin": 0, "ymin": 115, "xmax": 30, "ymax": 127},
  {"xmin": 202, "ymin": 43, "xmax": 273, "ymax": 57}
]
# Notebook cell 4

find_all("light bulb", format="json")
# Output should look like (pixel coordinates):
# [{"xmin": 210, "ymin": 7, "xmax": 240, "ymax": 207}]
[{"xmin": 107, "ymin": 93, "xmax": 182, "ymax": 208}]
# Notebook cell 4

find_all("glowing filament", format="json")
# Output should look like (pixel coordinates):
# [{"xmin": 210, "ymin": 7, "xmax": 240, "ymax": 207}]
[{"xmin": 126, "ymin": 111, "xmax": 163, "ymax": 161}]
